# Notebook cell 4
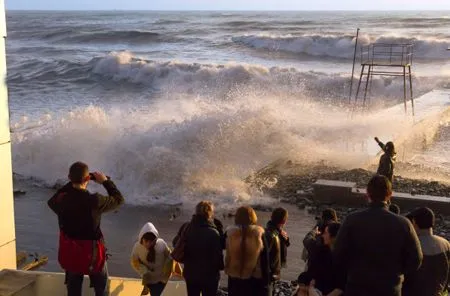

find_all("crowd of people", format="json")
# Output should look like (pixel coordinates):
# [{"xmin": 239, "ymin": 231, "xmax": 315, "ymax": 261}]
[{"xmin": 48, "ymin": 161, "xmax": 450, "ymax": 296}]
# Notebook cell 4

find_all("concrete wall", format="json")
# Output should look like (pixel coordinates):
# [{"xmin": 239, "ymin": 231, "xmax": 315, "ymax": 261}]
[
  {"xmin": 0, "ymin": 0, "xmax": 17, "ymax": 270},
  {"xmin": 1, "ymin": 270, "xmax": 187, "ymax": 296}
]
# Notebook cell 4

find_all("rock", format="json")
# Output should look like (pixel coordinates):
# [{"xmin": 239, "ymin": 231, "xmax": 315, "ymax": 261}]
[
  {"xmin": 13, "ymin": 190, "xmax": 26, "ymax": 196},
  {"xmin": 301, "ymin": 198, "xmax": 314, "ymax": 205}
]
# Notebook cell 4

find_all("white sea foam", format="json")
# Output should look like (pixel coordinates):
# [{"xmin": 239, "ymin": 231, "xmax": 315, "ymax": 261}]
[
  {"xmin": 11, "ymin": 88, "xmax": 448, "ymax": 206},
  {"xmin": 232, "ymin": 34, "xmax": 450, "ymax": 60}
]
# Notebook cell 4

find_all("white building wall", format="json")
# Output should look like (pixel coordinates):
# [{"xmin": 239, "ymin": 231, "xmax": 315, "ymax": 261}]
[{"xmin": 0, "ymin": 0, "xmax": 17, "ymax": 270}]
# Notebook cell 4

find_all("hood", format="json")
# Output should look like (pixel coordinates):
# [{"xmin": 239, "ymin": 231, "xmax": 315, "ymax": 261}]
[{"xmin": 138, "ymin": 222, "xmax": 159, "ymax": 241}]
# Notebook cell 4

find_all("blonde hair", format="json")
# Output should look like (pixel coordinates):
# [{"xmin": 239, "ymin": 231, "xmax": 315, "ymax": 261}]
[
  {"xmin": 234, "ymin": 206, "xmax": 257, "ymax": 226},
  {"xmin": 195, "ymin": 201, "xmax": 214, "ymax": 220},
  {"xmin": 234, "ymin": 206, "xmax": 258, "ymax": 276}
]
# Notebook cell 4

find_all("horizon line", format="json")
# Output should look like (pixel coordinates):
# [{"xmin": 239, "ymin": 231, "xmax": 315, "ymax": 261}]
[{"xmin": 6, "ymin": 8, "xmax": 450, "ymax": 12}]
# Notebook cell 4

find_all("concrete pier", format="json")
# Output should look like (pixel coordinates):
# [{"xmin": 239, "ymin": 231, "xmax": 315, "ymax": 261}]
[{"xmin": 313, "ymin": 179, "xmax": 450, "ymax": 214}]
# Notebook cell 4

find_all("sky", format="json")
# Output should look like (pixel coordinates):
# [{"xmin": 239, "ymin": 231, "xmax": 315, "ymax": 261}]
[{"xmin": 6, "ymin": 0, "xmax": 450, "ymax": 11}]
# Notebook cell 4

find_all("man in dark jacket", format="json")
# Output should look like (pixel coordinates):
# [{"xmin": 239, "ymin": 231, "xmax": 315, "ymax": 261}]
[
  {"xmin": 265, "ymin": 208, "xmax": 289, "ymax": 295},
  {"xmin": 375, "ymin": 137, "xmax": 396, "ymax": 183},
  {"xmin": 179, "ymin": 201, "xmax": 224, "ymax": 296},
  {"xmin": 48, "ymin": 161, "xmax": 124, "ymax": 296},
  {"xmin": 333, "ymin": 175, "xmax": 422, "ymax": 296},
  {"xmin": 402, "ymin": 207, "xmax": 450, "ymax": 296}
]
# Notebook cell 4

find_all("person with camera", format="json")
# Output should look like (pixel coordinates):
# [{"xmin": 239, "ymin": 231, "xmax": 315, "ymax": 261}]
[
  {"xmin": 302, "ymin": 208, "xmax": 338, "ymax": 266},
  {"xmin": 48, "ymin": 161, "xmax": 124, "ymax": 296}
]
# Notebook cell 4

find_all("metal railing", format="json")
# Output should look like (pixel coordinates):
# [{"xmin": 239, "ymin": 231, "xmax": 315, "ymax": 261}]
[{"xmin": 360, "ymin": 43, "xmax": 414, "ymax": 66}]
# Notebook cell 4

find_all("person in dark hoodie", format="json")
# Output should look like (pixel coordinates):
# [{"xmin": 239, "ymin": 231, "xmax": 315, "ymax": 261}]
[
  {"xmin": 178, "ymin": 201, "xmax": 224, "ymax": 296},
  {"xmin": 47, "ymin": 161, "xmax": 124, "ymax": 296},
  {"xmin": 402, "ymin": 207, "xmax": 450, "ymax": 296},
  {"xmin": 374, "ymin": 137, "xmax": 396, "ymax": 183},
  {"xmin": 333, "ymin": 174, "xmax": 422, "ymax": 296}
]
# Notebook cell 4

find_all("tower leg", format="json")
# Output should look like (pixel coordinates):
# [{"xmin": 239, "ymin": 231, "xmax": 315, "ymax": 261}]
[
  {"xmin": 409, "ymin": 65, "xmax": 414, "ymax": 117},
  {"xmin": 354, "ymin": 65, "xmax": 366, "ymax": 105},
  {"xmin": 403, "ymin": 66, "xmax": 407, "ymax": 114},
  {"xmin": 363, "ymin": 65, "xmax": 371, "ymax": 107}
]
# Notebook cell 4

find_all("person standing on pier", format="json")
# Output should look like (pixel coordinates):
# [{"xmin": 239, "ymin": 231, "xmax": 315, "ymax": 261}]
[{"xmin": 374, "ymin": 137, "xmax": 396, "ymax": 183}]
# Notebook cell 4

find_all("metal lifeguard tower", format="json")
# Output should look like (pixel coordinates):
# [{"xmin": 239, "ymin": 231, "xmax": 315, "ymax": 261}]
[{"xmin": 353, "ymin": 43, "xmax": 415, "ymax": 115}]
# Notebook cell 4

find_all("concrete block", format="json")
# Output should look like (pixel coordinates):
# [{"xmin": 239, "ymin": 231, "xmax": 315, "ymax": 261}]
[
  {"xmin": 0, "ymin": 142, "xmax": 15, "ymax": 247},
  {"xmin": 314, "ymin": 179, "xmax": 450, "ymax": 215},
  {"xmin": 313, "ymin": 179, "xmax": 359, "ymax": 205},
  {"xmin": 390, "ymin": 192, "xmax": 450, "ymax": 215},
  {"xmin": 2, "ymin": 270, "xmax": 187, "ymax": 296}
]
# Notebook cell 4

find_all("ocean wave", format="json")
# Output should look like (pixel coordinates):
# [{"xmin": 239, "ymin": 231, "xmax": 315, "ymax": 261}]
[
  {"xmin": 9, "ymin": 27, "xmax": 178, "ymax": 44},
  {"xmin": 61, "ymin": 30, "xmax": 163, "ymax": 44},
  {"xmin": 8, "ymin": 52, "xmax": 446, "ymax": 102},
  {"xmin": 232, "ymin": 34, "xmax": 450, "ymax": 60}
]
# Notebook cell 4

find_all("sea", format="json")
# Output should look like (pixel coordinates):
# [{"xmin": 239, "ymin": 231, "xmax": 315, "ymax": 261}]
[{"xmin": 6, "ymin": 10, "xmax": 450, "ymax": 278}]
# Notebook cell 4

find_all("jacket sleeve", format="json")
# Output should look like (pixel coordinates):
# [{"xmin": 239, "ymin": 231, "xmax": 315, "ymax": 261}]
[
  {"xmin": 402, "ymin": 220, "xmax": 423, "ymax": 274},
  {"xmin": 332, "ymin": 217, "xmax": 352, "ymax": 279},
  {"xmin": 48, "ymin": 191, "xmax": 61, "ymax": 214},
  {"xmin": 265, "ymin": 232, "xmax": 281, "ymax": 278},
  {"xmin": 162, "ymin": 243, "xmax": 174, "ymax": 282},
  {"xmin": 47, "ymin": 183, "xmax": 71, "ymax": 214},
  {"xmin": 378, "ymin": 141, "xmax": 386, "ymax": 152},
  {"xmin": 303, "ymin": 230, "xmax": 319, "ymax": 254},
  {"xmin": 172, "ymin": 222, "xmax": 189, "ymax": 247},
  {"xmin": 130, "ymin": 245, "xmax": 148, "ymax": 276},
  {"xmin": 212, "ymin": 229, "xmax": 225, "ymax": 271},
  {"xmin": 94, "ymin": 180, "xmax": 125, "ymax": 213},
  {"xmin": 214, "ymin": 218, "xmax": 226, "ymax": 250}
]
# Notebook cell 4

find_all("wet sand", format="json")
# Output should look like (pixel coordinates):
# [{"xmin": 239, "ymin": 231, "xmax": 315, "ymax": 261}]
[{"xmin": 13, "ymin": 179, "xmax": 315, "ymax": 282}]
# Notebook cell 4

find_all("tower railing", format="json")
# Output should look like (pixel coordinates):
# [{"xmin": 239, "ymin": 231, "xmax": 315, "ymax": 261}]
[{"xmin": 353, "ymin": 43, "xmax": 415, "ymax": 115}]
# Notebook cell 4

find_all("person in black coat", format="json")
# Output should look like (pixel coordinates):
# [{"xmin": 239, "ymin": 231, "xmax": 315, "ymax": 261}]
[
  {"xmin": 333, "ymin": 175, "xmax": 422, "ymax": 296},
  {"xmin": 175, "ymin": 201, "xmax": 224, "ymax": 296}
]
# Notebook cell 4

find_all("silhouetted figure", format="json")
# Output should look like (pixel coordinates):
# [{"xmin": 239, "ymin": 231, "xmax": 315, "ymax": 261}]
[
  {"xmin": 333, "ymin": 175, "xmax": 422, "ymax": 296},
  {"xmin": 375, "ymin": 137, "xmax": 396, "ymax": 183},
  {"xmin": 402, "ymin": 207, "xmax": 450, "ymax": 296}
]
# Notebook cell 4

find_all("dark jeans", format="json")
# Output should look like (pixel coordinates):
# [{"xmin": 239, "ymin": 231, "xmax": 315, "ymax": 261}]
[
  {"xmin": 186, "ymin": 279, "xmax": 219, "ymax": 296},
  {"xmin": 65, "ymin": 265, "xmax": 108, "ymax": 296},
  {"xmin": 147, "ymin": 282, "xmax": 167, "ymax": 296},
  {"xmin": 345, "ymin": 283, "xmax": 401, "ymax": 296},
  {"xmin": 228, "ymin": 277, "xmax": 270, "ymax": 296}
]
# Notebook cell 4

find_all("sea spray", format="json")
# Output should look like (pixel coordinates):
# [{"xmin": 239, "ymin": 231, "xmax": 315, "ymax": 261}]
[{"xmin": 11, "ymin": 90, "xmax": 446, "ymax": 206}]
